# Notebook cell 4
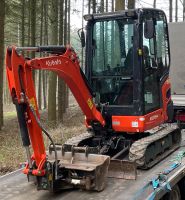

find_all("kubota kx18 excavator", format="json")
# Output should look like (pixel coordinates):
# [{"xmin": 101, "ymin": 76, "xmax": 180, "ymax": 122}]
[{"xmin": 5, "ymin": 8, "xmax": 181, "ymax": 192}]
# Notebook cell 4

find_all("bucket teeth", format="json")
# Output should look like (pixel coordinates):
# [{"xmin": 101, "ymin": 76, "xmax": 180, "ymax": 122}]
[{"xmin": 48, "ymin": 144, "xmax": 110, "ymax": 191}]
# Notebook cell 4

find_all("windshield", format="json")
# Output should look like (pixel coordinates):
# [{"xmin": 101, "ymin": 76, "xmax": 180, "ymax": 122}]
[{"xmin": 92, "ymin": 19, "xmax": 134, "ymax": 105}]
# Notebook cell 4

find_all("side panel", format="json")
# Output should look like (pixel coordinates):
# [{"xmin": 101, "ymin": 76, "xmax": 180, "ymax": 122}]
[
  {"xmin": 112, "ymin": 78, "xmax": 170, "ymax": 133},
  {"xmin": 168, "ymin": 22, "xmax": 185, "ymax": 117},
  {"xmin": 112, "ymin": 109, "xmax": 164, "ymax": 132},
  {"xmin": 169, "ymin": 22, "xmax": 185, "ymax": 95}
]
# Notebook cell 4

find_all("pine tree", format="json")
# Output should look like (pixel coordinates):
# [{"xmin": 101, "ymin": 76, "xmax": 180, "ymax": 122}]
[
  {"xmin": 115, "ymin": 0, "xmax": 125, "ymax": 11},
  {"xmin": 48, "ymin": 0, "xmax": 58, "ymax": 124},
  {"xmin": 92, "ymin": 0, "xmax": 96, "ymax": 13},
  {"xmin": 58, "ymin": 0, "xmax": 65, "ymax": 122},
  {"xmin": 153, "ymin": 0, "xmax": 156, "ymax": 8},
  {"xmin": 169, "ymin": 0, "xmax": 173, "ymax": 22},
  {"xmin": 0, "ymin": 0, "xmax": 5, "ymax": 129},
  {"xmin": 38, "ymin": 0, "xmax": 44, "ymax": 109},
  {"xmin": 175, "ymin": 0, "xmax": 178, "ymax": 22},
  {"xmin": 128, "ymin": 0, "xmax": 135, "ymax": 9}
]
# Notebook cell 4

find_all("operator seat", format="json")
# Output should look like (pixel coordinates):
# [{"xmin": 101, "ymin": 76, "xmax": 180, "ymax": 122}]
[
  {"xmin": 124, "ymin": 47, "xmax": 133, "ymax": 75},
  {"xmin": 113, "ymin": 47, "xmax": 134, "ymax": 105},
  {"xmin": 143, "ymin": 45, "xmax": 150, "ymax": 69}
]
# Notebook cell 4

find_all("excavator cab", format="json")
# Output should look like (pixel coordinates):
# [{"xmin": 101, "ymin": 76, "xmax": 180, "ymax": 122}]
[{"xmin": 84, "ymin": 8, "xmax": 172, "ymax": 133}]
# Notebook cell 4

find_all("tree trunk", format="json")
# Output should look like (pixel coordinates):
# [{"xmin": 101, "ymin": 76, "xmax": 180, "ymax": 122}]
[
  {"xmin": 62, "ymin": 0, "xmax": 68, "ymax": 112},
  {"xmin": 0, "ymin": 0, "xmax": 5, "ymax": 129},
  {"xmin": 44, "ymin": 0, "xmax": 49, "ymax": 46},
  {"xmin": 183, "ymin": 0, "xmax": 185, "ymax": 21},
  {"xmin": 64, "ymin": 0, "xmax": 67, "ymax": 45},
  {"xmin": 100, "ymin": 0, "xmax": 104, "ymax": 13},
  {"xmin": 153, "ymin": 0, "xmax": 156, "ymax": 8},
  {"xmin": 115, "ymin": 0, "xmax": 125, "ymax": 11},
  {"xmin": 65, "ymin": 0, "xmax": 70, "ymax": 108},
  {"xmin": 58, "ymin": 0, "xmax": 64, "ymax": 122},
  {"xmin": 42, "ymin": 0, "xmax": 49, "ymax": 109},
  {"xmin": 42, "ymin": 71, "xmax": 47, "ymax": 109},
  {"xmin": 30, "ymin": 0, "xmax": 36, "ymax": 58},
  {"xmin": 106, "ymin": 0, "xmax": 108, "ymax": 12},
  {"xmin": 81, "ymin": 0, "xmax": 85, "ymax": 69},
  {"xmin": 30, "ymin": 0, "xmax": 36, "ymax": 84},
  {"xmin": 21, "ymin": 0, "xmax": 25, "ymax": 47},
  {"xmin": 169, "ymin": 0, "xmax": 173, "ymax": 22},
  {"xmin": 175, "ymin": 0, "xmax": 178, "ymax": 22},
  {"xmin": 128, "ymin": 0, "xmax": 135, "ymax": 9},
  {"xmin": 59, "ymin": 0, "xmax": 64, "ymax": 45},
  {"xmin": 92, "ymin": 0, "xmax": 96, "ymax": 13},
  {"xmin": 38, "ymin": 0, "xmax": 44, "ymax": 110},
  {"xmin": 88, "ymin": 0, "xmax": 91, "ymax": 14},
  {"xmin": 27, "ymin": 0, "xmax": 31, "ymax": 57},
  {"xmin": 67, "ymin": 0, "xmax": 70, "ymax": 44},
  {"xmin": 99, "ymin": 0, "xmax": 104, "ymax": 69},
  {"xmin": 112, "ymin": 0, "xmax": 115, "ymax": 12},
  {"xmin": 48, "ymin": 0, "xmax": 58, "ymax": 124}
]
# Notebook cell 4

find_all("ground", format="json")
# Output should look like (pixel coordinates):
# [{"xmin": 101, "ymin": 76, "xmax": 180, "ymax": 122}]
[{"xmin": 0, "ymin": 96, "xmax": 85, "ymax": 175}]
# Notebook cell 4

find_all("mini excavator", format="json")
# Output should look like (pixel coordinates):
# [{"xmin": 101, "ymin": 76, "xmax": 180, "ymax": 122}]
[{"xmin": 6, "ymin": 8, "xmax": 181, "ymax": 192}]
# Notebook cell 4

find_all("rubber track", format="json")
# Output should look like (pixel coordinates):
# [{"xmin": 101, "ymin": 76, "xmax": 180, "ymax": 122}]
[
  {"xmin": 65, "ymin": 131, "xmax": 94, "ymax": 146},
  {"xmin": 129, "ymin": 123, "xmax": 180, "ymax": 167}
]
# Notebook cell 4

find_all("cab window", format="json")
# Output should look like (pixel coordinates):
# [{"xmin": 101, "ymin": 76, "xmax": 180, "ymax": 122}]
[{"xmin": 143, "ymin": 13, "xmax": 169, "ymax": 113}]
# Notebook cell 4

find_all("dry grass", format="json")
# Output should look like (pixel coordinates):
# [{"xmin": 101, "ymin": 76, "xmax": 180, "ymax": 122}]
[
  {"xmin": 0, "ymin": 117, "xmax": 25, "ymax": 175},
  {"xmin": 0, "ymin": 104, "xmax": 86, "ymax": 176},
  {"xmin": 41, "ymin": 105, "xmax": 86, "ymax": 148}
]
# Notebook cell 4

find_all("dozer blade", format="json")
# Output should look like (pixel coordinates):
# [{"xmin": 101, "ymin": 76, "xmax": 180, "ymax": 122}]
[{"xmin": 108, "ymin": 159, "xmax": 137, "ymax": 180}]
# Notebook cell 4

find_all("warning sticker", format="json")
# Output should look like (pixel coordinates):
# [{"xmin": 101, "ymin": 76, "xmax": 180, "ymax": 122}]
[
  {"xmin": 29, "ymin": 97, "xmax": 37, "ymax": 110},
  {"xmin": 87, "ymin": 98, "xmax": 93, "ymax": 110}
]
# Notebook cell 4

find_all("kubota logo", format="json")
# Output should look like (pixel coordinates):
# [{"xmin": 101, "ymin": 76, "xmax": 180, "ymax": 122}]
[
  {"xmin": 150, "ymin": 115, "xmax": 159, "ymax": 121},
  {"xmin": 46, "ymin": 59, "xmax": 61, "ymax": 66}
]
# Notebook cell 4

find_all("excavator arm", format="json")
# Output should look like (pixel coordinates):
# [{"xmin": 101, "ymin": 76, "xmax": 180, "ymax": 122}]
[
  {"xmin": 6, "ymin": 46, "xmax": 105, "ymax": 125},
  {"xmin": 5, "ymin": 46, "xmax": 109, "ymax": 192}
]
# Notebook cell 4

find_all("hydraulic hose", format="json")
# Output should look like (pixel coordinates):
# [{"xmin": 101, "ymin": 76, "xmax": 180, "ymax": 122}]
[
  {"xmin": 18, "ymin": 65, "xmax": 58, "ymax": 180},
  {"xmin": 25, "ymin": 95, "xmax": 58, "ymax": 180}
]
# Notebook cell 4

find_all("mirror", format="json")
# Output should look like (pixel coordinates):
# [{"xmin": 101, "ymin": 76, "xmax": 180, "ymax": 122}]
[
  {"xmin": 81, "ymin": 30, "xmax": 86, "ymax": 48},
  {"xmin": 144, "ymin": 20, "xmax": 155, "ymax": 39},
  {"xmin": 78, "ymin": 28, "xmax": 86, "ymax": 48}
]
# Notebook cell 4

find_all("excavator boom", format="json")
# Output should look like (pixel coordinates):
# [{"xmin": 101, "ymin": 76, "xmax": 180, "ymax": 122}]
[
  {"xmin": 6, "ymin": 46, "xmax": 105, "ymax": 126},
  {"xmin": 5, "ymin": 46, "xmax": 109, "ymax": 191}
]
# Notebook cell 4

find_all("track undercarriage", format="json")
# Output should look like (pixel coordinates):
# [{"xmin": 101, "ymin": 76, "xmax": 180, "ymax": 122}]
[
  {"xmin": 63, "ymin": 123, "xmax": 181, "ymax": 179},
  {"xmin": 36, "ymin": 123, "xmax": 181, "ymax": 191}
]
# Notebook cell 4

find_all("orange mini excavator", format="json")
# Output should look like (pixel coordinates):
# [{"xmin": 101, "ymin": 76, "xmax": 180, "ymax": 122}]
[{"xmin": 6, "ymin": 8, "xmax": 181, "ymax": 192}]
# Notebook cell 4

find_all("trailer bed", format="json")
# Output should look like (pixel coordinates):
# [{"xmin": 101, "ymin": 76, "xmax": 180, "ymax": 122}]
[
  {"xmin": 172, "ymin": 95, "xmax": 185, "ymax": 110},
  {"xmin": 0, "ymin": 132, "xmax": 185, "ymax": 200}
]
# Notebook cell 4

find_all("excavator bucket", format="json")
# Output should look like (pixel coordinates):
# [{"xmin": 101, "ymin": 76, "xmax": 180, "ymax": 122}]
[
  {"xmin": 108, "ymin": 159, "xmax": 137, "ymax": 180},
  {"xmin": 48, "ymin": 145, "xmax": 110, "ymax": 191},
  {"xmin": 60, "ymin": 152, "xmax": 110, "ymax": 191}
]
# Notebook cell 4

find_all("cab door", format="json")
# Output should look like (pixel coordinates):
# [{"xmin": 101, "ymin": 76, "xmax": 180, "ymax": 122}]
[{"xmin": 142, "ymin": 11, "xmax": 170, "ymax": 115}]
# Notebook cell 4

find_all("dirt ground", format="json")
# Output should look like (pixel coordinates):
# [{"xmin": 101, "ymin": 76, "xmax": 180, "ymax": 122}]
[{"xmin": 0, "ymin": 96, "xmax": 86, "ymax": 175}]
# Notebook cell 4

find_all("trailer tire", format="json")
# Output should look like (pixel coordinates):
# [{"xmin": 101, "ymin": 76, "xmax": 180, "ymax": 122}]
[
  {"xmin": 162, "ymin": 185, "xmax": 181, "ymax": 200},
  {"xmin": 178, "ymin": 177, "xmax": 185, "ymax": 197}
]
